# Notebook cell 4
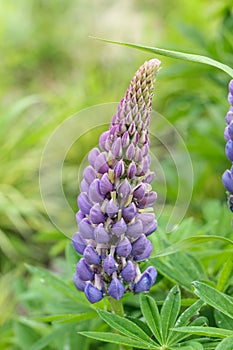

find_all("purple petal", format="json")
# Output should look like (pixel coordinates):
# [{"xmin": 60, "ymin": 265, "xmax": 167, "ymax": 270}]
[
  {"xmin": 122, "ymin": 203, "xmax": 137, "ymax": 223},
  {"xmin": 105, "ymin": 199, "xmax": 119, "ymax": 218},
  {"xmin": 83, "ymin": 245, "xmax": 100, "ymax": 265},
  {"xmin": 73, "ymin": 272, "xmax": 86, "ymax": 291},
  {"xmin": 76, "ymin": 211, "xmax": 85, "ymax": 224},
  {"xmin": 126, "ymin": 143, "xmax": 135, "ymax": 161},
  {"xmin": 94, "ymin": 224, "xmax": 110, "ymax": 244},
  {"xmin": 79, "ymin": 218, "xmax": 95, "ymax": 239},
  {"xmin": 72, "ymin": 232, "xmax": 86, "ymax": 254},
  {"xmin": 111, "ymin": 218, "xmax": 127, "ymax": 237},
  {"xmin": 222, "ymin": 169, "xmax": 233, "ymax": 193},
  {"xmin": 226, "ymin": 140, "xmax": 233, "ymax": 162},
  {"xmin": 126, "ymin": 219, "xmax": 143, "ymax": 239},
  {"xmin": 84, "ymin": 282, "xmax": 103, "ymax": 304},
  {"xmin": 122, "ymin": 131, "xmax": 130, "ymax": 148},
  {"xmin": 226, "ymin": 111, "xmax": 233, "ymax": 125},
  {"xmin": 94, "ymin": 152, "xmax": 109, "ymax": 174},
  {"xmin": 116, "ymin": 237, "xmax": 132, "ymax": 257},
  {"xmin": 228, "ymin": 123, "xmax": 233, "ymax": 140},
  {"xmin": 133, "ymin": 240, "xmax": 153, "ymax": 261},
  {"xmin": 134, "ymin": 147, "xmax": 143, "ymax": 162},
  {"xmin": 131, "ymin": 234, "xmax": 147, "ymax": 256},
  {"xmin": 89, "ymin": 179, "xmax": 104, "ymax": 203},
  {"xmin": 78, "ymin": 193, "xmax": 92, "ymax": 215},
  {"xmin": 133, "ymin": 183, "xmax": 146, "ymax": 200},
  {"xmin": 134, "ymin": 266, "xmax": 157, "ymax": 293},
  {"xmin": 76, "ymin": 258, "xmax": 94, "ymax": 281},
  {"xmin": 103, "ymin": 255, "xmax": 117, "ymax": 275},
  {"xmin": 90, "ymin": 203, "xmax": 105, "ymax": 224},
  {"xmin": 114, "ymin": 160, "xmax": 125, "ymax": 178},
  {"xmin": 138, "ymin": 192, "xmax": 157, "ymax": 208},
  {"xmin": 88, "ymin": 148, "xmax": 100, "ymax": 167},
  {"xmin": 142, "ymin": 172, "xmax": 155, "ymax": 184},
  {"xmin": 83, "ymin": 166, "xmax": 96, "ymax": 185},
  {"xmin": 108, "ymin": 277, "xmax": 125, "ymax": 300},
  {"xmin": 117, "ymin": 179, "xmax": 131, "ymax": 199},
  {"xmin": 229, "ymin": 80, "xmax": 233, "ymax": 95},
  {"xmin": 80, "ymin": 179, "xmax": 89, "ymax": 193},
  {"xmin": 224, "ymin": 126, "xmax": 230, "ymax": 141},
  {"xmin": 127, "ymin": 162, "xmax": 137, "ymax": 179},
  {"xmin": 111, "ymin": 137, "xmax": 122, "ymax": 158},
  {"xmin": 137, "ymin": 213, "xmax": 158, "ymax": 235},
  {"xmin": 120, "ymin": 260, "xmax": 136, "ymax": 282},
  {"xmin": 228, "ymin": 92, "xmax": 233, "ymax": 106},
  {"xmin": 100, "ymin": 173, "xmax": 113, "ymax": 195},
  {"xmin": 99, "ymin": 131, "xmax": 110, "ymax": 151}
]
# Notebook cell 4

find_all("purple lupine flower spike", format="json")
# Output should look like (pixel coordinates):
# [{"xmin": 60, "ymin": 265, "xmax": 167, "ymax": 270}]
[
  {"xmin": 222, "ymin": 80, "xmax": 233, "ymax": 211},
  {"xmin": 72, "ymin": 59, "xmax": 161, "ymax": 302}
]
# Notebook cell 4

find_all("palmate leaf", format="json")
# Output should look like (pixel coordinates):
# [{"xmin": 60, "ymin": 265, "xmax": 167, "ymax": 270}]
[
  {"xmin": 192, "ymin": 281, "xmax": 233, "ymax": 319},
  {"xmin": 79, "ymin": 332, "xmax": 159, "ymax": 349},
  {"xmin": 92, "ymin": 37, "xmax": 233, "ymax": 78}
]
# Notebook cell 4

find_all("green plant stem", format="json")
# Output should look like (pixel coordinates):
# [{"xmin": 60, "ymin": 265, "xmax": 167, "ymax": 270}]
[{"xmin": 108, "ymin": 297, "xmax": 132, "ymax": 350}]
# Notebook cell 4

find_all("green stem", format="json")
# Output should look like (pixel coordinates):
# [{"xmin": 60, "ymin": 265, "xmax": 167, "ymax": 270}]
[
  {"xmin": 108, "ymin": 297, "xmax": 132, "ymax": 350},
  {"xmin": 108, "ymin": 297, "xmax": 124, "ymax": 317}
]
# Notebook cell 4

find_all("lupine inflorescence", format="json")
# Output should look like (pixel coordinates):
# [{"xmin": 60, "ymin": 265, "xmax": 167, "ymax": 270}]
[
  {"xmin": 72, "ymin": 59, "xmax": 160, "ymax": 303},
  {"xmin": 222, "ymin": 80, "xmax": 233, "ymax": 211}
]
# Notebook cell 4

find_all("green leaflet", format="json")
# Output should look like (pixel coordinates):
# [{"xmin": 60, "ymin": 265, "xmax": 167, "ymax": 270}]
[
  {"xmin": 192, "ymin": 281, "xmax": 233, "ymax": 319},
  {"xmin": 92, "ymin": 37, "xmax": 233, "ymax": 78},
  {"xmin": 215, "ymin": 336, "xmax": 233, "ymax": 350},
  {"xmin": 140, "ymin": 294, "xmax": 162, "ymax": 343},
  {"xmin": 35, "ymin": 312, "xmax": 97, "ymax": 324},
  {"xmin": 79, "ymin": 332, "xmax": 159, "ymax": 349},
  {"xmin": 171, "ymin": 326, "xmax": 233, "ymax": 338},
  {"xmin": 97, "ymin": 309, "xmax": 155, "ymax": 344},
  {"xmin": 160, "ymin": 285, "xmax": 181, "ymax": 343}
]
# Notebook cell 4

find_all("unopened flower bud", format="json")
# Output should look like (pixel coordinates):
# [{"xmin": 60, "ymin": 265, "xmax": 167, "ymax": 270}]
[
  {"xmin": 72, "ymin": 232, "xmax": 86, "ymax": 254},
  {"xmin": 90, "ymin": 203, "xmax": 105, "ymax": 224}
]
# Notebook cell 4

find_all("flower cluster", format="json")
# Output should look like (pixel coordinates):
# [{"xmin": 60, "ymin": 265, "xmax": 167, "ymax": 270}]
[
  {"xmin": 72, "ymin": 59, "xmax": 160, "ymax": 303},
  {"xmin": 222, "ymin": 80, "xmax": 233, "ymax": 211}
]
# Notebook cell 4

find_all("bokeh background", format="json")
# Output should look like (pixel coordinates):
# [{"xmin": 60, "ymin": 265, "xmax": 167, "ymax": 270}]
[{"xmin": 0, "ymin": 0, "xmax": 232, "ymax": 348}]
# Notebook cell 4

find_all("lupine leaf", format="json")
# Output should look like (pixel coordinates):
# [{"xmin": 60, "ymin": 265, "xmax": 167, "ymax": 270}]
[
  {"xmin": 215, "ymin": 336, "xmax": 233, "ymax": 350},
  {"xmin": 92, "ymin": 37, "xmax": 233, "ymax": 78},
  {"xmin": 97, "ymin": 309, "xmax": 155, "ymax": 344},
  {"xmin": 192, "ymin": 281, "xmax": 233, "ymax": 319},
  {"xmin": 160, "ymin": 285, "xmax": 181, "ymax": 342},
  {"xmin": 140, "ymin": 294, "xmax": 162, "ymax": 343},
  {"xmin": 79, "ymin": 332, "xmax": 159, "ymax": 349},
  {"xmin": 171, "ymin": 326, "xmax": 233, "ymax": 338}
]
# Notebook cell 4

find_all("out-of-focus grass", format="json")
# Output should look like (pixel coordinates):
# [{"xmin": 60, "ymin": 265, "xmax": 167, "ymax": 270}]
[{"xmin": 0, "ymin": 0, "xmax": 232, "ymax": 348}]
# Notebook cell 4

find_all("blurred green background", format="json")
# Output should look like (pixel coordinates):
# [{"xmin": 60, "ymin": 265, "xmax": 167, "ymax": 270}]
[{"xmin": 0, "ymin": 0, "xmax": 233, "ymax": 349}]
